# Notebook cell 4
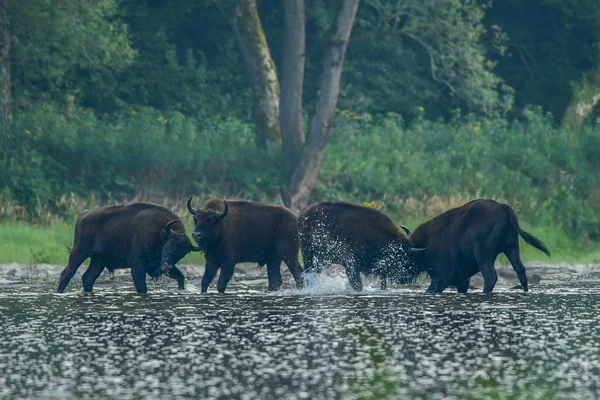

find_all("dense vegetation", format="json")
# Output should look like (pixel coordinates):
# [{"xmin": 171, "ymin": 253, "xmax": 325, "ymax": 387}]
[{"xmin": 1, "ymin": 0, "xmax": 600, "ymax": 261}]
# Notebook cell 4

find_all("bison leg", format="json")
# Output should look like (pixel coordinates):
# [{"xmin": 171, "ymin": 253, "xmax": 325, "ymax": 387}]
[
  {"xmin": 426, "ymin": 279, "xmax": 448, "ymax": 293},
  {"xmin": 504, "ymin": 245, "xmax": 528, "ymax": 292},
  {"xmin": 57, "ymin": 249, "xmax": 89, "ymax": 293},
  {"xmin": 282, "ymin": 257, "xmax": 303, "ymax": 289},
  {"xmin": 344, "ymin": 262, "xmax": 363, "ymax": 292},
  {"xmin": 217, "ymin": 262, "xmax": 236, "ymax": 294},
  {"xmin": 279, "ymin": 242, "xmax": 304, "ymax": 288},
  {"xmin": 167, "ymin": 266, "xmax": 185, "ymax": 290},
  {"xmin": 266, "ymin": 259, "xmax": 283, "ymax": 291},
  {"xmin": 81, "ymin": 256, "xmax": 105, "ymax": 292},
  {"xmin": 475, "ymin": 246, "xmax": 498, "ymax": 294},
  {"xmin": 131, "ymin": 261, "xmax": 148, "ymax": 294},
  {"xmin": 455, "ymin": 279, "xmax": 470, "ymax": 293},
  {"xmin": 201, "ymin": 262, "xmax": 220, "ymax": 293},
  {"xmin": 379, "ymin": 274, "xmax": 388, "ymax": 290}
]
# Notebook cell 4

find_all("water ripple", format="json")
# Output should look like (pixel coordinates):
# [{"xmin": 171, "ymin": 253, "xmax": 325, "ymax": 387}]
[{"xmin": 1, "ymin": 272, "xmax": 599, "ymax": 399}]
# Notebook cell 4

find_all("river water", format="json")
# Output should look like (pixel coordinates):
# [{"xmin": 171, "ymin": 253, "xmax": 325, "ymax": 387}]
[{"xmin": 1, "ymin": 268, "xmax": 600, "ymax": 399}]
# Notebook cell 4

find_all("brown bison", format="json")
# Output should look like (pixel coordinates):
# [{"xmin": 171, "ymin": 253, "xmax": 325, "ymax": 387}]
[
  {"xmin": 57, "ymin": 203, "xmax": 200, "ymax": 294},
  {"xmin": 187, "ymin": 196, "xmax": 303, "ymax": 293},
  {"xmin": 298, "ymin": 201, "xmax": 425, "ymax": 291},
  {"xmin": 402, "ymin": 199, "xmax": 551, "ymax": 293}
]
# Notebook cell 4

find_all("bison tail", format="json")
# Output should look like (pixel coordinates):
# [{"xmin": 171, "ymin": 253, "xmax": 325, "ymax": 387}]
[{"xmin": 504, "ymin": 205, "xmax": 551, "ymax": 257}]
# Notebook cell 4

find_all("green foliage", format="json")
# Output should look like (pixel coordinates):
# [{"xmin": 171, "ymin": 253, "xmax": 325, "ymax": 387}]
[
  {"xmin": 9, "ymin": 0, "xmax": 136, "ymax": 108},
  {"xmin": 2, "ymin": 106, "xmax": 600, "ymax": 246},
  {"xmin": 0, "ymin": 105, "xmax": 285, "ymax": 217},
  {"xmin": 318, "ymin": 108, "xmax": 600, "ymax": 241},
  {"xmin": 487, "ymin": 0, "xmax": 600, "ymax": 121},
  {"xmin": 342, "ymin": 0, "xmax": 513, "ymax": 118}
]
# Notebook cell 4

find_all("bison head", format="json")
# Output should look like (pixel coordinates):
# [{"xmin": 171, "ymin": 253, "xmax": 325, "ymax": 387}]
[
  {"xmin": 160, "ymin": 219, "xmax": 201, "ymax": 273},
  {"xmin": 187, "ymin": 195, "xmax": 228, "ymax": 248}
]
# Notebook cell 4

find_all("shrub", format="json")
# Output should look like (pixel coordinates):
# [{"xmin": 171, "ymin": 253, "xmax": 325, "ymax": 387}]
[{"xmin": 1, "ymin": 105, "xmax": 598, "ymax": 241}]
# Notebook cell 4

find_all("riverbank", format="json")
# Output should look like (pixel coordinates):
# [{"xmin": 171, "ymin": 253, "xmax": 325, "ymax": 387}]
[
  {"xmin": 1, "ymin": 219, "xmax": 599, "ymax": 267},
  {"xmin": 2, "ymin": 261, "xmax": 599, "ymax": 292}
]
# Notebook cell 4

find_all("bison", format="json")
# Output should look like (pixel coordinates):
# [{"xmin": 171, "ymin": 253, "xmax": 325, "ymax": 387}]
[
  {"xmin": 57, "ymin": 203, "xmax": 200, "ymax": 294},
  {"xmin": 402, "ymin": 199, "xmax": 551, "ymax": 293},
  {"xmin": 187, "ymin": 196, "xmax": 304, "ymax": 293},
  {"xmin": 298, "ymin": 201, "xmax": 425, "ymax": 291}
]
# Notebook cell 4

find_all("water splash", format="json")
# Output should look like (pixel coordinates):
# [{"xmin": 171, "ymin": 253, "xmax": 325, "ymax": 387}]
[{"xmin": 281, "ymin": 267, "xmax": 383, "ymax": 296}]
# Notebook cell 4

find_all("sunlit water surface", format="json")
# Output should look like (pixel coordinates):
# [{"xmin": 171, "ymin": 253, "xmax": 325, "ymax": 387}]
[{"xmin": 1, "ymin": 271, "xmax": 600, "ymax": 399}]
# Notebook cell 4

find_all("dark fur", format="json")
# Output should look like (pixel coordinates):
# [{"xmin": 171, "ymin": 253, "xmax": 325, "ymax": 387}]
[
  {"xmin": 57, "ymin": 203, "xmax": 198, "ymax": 294},
  {"xmin": 188, "ymin": 197, "xmax": 303, "ymax": 293},
  {"xmin": 298, "ymin": 201, "xmax": 421, "ymax": 291},
  {"xmin": 408, "ymin": 199, "xmax": 551, "ymax": 293}
]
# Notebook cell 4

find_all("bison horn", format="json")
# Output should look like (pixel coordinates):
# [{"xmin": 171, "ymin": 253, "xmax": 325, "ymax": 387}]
[
  {"xmin": 165, "ymin": 219, "xmax": 180, "ymax": 235},
  {"xmin": 218, "ymin": 199, "xmax": 228, "ymax": 219},
  {"xmin": 409, "ymin": 247, "xmax": 426, "ymax": 253},
  {"xmin": 187, "ymin": 195, "xmax": 197, "ymax": 215},
  {"xmin": 400, "ymin": 225, "xmax": 412, "ymax": 236}
]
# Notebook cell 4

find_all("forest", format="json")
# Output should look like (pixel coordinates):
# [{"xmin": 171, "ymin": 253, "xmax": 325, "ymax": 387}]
[{"xmin": 1, "ymin": 0, "xmax": 600, "ymax": 263}]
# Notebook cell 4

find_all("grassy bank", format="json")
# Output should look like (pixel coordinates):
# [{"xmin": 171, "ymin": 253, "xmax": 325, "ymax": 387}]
[
  {"xmin": 1, "ymin": 217, "xmax": 598, "ymax": 267},
  {"xmin": 2, "ymin": 107, "xmax": 600, "ymax": 267},
  {"xmin": 0, "ymin": 220, "xmax": 205, "ymax": 266}
]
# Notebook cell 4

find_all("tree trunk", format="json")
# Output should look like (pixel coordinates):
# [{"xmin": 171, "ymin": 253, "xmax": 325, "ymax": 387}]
[
  {"xmin": 215, "ymin": 0, "xmax": 280, "ymax": 148},
  {"xmin": 561, "ymin": 66, "xmax": 600, "ymax": 134},
  {"xmin": 280, "ymin": 0, "xmax": 306, "ymax": 173},
  {"xmin": 0, "ymin": 0, "xmax": 10, "ymax": 119},
  {"xmin": 287, "ymin": 0, "xmax": 360, "ymax": 211}
]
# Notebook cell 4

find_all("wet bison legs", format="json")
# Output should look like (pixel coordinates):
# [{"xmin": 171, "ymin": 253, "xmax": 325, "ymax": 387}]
[
  {"xmin": 267, "ymin": 259, "xmax": 283, "ymax": 291},
  {"xmin": 82, "ymin": 256, "xmax": 106, "ymax": 292},
  {"xmin": 279, "ymin": 241, "xmax": 304, "ymax": 289},
  {"xmin": 455, "ymin": 279, "xmax": 470, "ymax": 293},
  {"xmin": 57, "ymin": 248, "xmax": 90, "ymax": 293},
  {"xmin": 131, "ymin": 257, "xmax": 148, "ymax": 294},
  {"xmin": 217, "ymin": 261, "xmax": 236, "ymax": 294},
  {"xmin": 504, "ymin": 245, "xmax": 529, "ymax": 292},
  {"xmin": 474, "ymin": 244, "xmax": 499, "ymax": 294},
  {"xmin": 167, "ymin": 266, "xmax": 186, "ymax": 290},
  {"xmin": 380, "ymin": 275, "xmax": 388, "ymax": 290},
  {"xmin": 426, "ymin": 279, "xmax": 448, "ymax": 293},
  {"xmin": 344, "ymin": 261, "xmax": 363, "ymax": 292},
  {"xmin": 201, "ymin": 261, "xmax": 220, "ymax": 293}
]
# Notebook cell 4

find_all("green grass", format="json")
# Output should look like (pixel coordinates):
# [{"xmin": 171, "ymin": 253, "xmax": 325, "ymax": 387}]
[{"xmin": 0, "ymin": 219, "xmax": 598, "ymax": 266}]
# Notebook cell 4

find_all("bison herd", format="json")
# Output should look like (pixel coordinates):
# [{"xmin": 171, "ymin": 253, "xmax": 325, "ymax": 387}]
[{"xmin": 57, "ymin": 197, "xmax": 550, "ymax": 294}]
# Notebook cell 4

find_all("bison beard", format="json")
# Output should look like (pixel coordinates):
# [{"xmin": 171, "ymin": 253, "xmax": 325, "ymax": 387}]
[
  {"xmin": 188, "ymin": 196, "xmax": 304, "ymax": 293},
  {"xmin": 298, "ymin": 201, "xmax": 425, "ymax": 291},
  {"xmin": 57, "ymin": 203, "xmax": 200, "ymax": 294},
  {"xmin": 406, "ymin": 199, "xmax": 551, "ymax": 293}
]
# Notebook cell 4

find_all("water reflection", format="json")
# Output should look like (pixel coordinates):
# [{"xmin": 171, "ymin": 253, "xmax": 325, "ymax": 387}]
[{"xmin": 1, "ymin": 273, "xmax": 600, "ymax": 399}]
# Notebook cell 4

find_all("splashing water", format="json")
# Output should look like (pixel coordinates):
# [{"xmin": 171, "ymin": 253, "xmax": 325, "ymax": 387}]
[{"xmin": 2, "ymin": 269, "xmax": 600, "ymax": 399}]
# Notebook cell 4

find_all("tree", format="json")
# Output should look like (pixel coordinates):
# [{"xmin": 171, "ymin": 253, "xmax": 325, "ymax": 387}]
[
  {"xmin": 280, "ymin": 0, "xmax": 306, "ymax": 172},
  {"xmin": 554, "ymin": 0, "xmax": 600, "ymax": 132},
  {"xmin": 348, "ymin": 0, "xmax": 512, "ymax": 118},
  {"xmin": 214, "ymin": 0, "xmax": 512, "ymax": 209},
  {"xmin": 7, "ymin": 0, "xmax": 135, "ymax": 112},
  {"xmin": 286, "ymin": 0, "xmax": 360, "ymax": 210},
  {"xmin": 487, "ymin": 0, "xmax": 600, "ymax": 130},
  {"xmin": 215, "ymin": 0, "xmax": 360, "ymax": 210},
  {"xmin": 0, "ymin": 0, "xmax": 10, "ymax": 118},
  {"xmin": 214, "ymin": 0, "xmax": 281, "ymax": 149}
]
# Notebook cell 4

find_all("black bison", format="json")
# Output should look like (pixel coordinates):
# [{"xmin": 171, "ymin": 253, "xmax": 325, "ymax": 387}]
[
  {"xmin": 402, "ymin": 199, "xmax": 551, "ymax": 293},
  {"xmin": 298, "ymin": 201, "xmax": 425, "ymax": 291},
  {"xmin": 187, "ymin": 196, "xmax": 303, "ymax": 293},
  {"xmin": 57, "ymin": 203, "xmax": 200, "ymax": 294}
]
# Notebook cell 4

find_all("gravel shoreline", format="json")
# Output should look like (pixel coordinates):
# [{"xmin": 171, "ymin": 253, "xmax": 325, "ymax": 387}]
[{"xmin": 1, "ymin": 261, "xmax": 599, "ymax": 288}]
